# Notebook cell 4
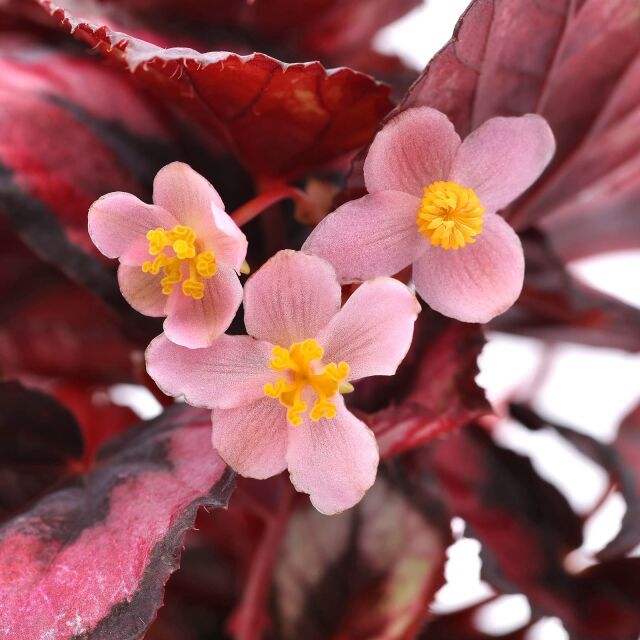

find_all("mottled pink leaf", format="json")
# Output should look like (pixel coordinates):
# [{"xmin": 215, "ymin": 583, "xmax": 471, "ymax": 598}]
[{"xmin": 0, "ymin": 404, "xmax": 234, "ymax": 639}]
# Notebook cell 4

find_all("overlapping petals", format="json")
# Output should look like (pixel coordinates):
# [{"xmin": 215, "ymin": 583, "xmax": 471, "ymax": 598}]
[
  {"xmin": 145, "ymin": 250, "xmax": 420, "ymax": 513},
  {"xmin": 303, "ymin": 107, "xmax": 556, "ymax": 323},
  {"xmin": 89, "ymin": 162, "xmax": 247, "ymax": 348}
]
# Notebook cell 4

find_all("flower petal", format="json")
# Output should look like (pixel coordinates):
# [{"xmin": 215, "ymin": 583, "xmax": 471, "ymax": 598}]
[
  {"xmin": 153, "ymin": 161, "xmax": 225, "ymax": 228},
  {"xmin": 207, "ymin": 204, "xmax": 248, "ymax": 272},
  {"xmin": 318, "ymin": 278, "xmax": 420, "ymax": 380},
  {"xmin": 302, "ymin": 191, "xmax": 424, "ymax": 284},
  {"xmin": 364, "ymin": 107, "xmax": 461, "ymax": 196},
  {"xmin": 163, "ymin": 264, "xmax": 243, "ymax": 348},
  {"xmin": 211, "ymin": 397, "xmax": 287, "ymax": 479},
  {"xmin": 412, "ymin": 211, "xmax": 524, "ymax": 323},
  {"xmin": 286, "ymin": 398, "xmax": 379, "ymax": 515},
  {"xmin": 243, "ymin": 250, "xmax": 341, "ymax": 346},
  {"xmin": 88, "ymin": 192, "xmax": 177, "ymax": 260},
  {"xmin": 117, "ymin": 264, "xmax": 168, "ymax": 317},
  {"xmin": 450, "ymin": 114, "xmax": 556, "ymax": 211},
  {"xmin": 145, "ymin": 333, "xmax": 274, "ymax": 409}
]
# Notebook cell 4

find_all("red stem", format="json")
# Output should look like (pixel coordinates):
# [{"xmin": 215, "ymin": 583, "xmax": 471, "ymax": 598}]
[
  {"xmin": 230, "ymin": 184, "xmax": 318, "ymax": 227},
  {"xmin": 231, "ymin": 483, "xmax": 295, "ymax": 640}
]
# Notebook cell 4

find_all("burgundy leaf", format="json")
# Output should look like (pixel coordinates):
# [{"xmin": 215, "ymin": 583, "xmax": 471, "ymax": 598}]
[
  {"xmin": 419, "ymin": 599, "xmax": 532, "ymax": 640},
  {"xmin": 601, "ymin": 403, "xmax": 640, "ymax": 559},
  {"xmin": 272, "ymin": 476, "xmax": 449, "ymax": 639},
  {"xmin": 492, "ymin": 230, "xmax": 640, "ymax": 351},
  {"xmin": 355, "ymin": 311, "xmax": 491, "ymax": 459},
  {"xmin": 0, "ymin": 404, "xmax": 234, "ymax": 639},
  {"xmin": 432, "ymin": 424, "xmax": 640, "ymax": 640},
  {"xmin": 52, "ymin": 0, "xmax": 420, "ymax": 80},
  {"xmin": 0, "ymin": 31, "xmax": 178, "ymax": 333},
  {"xmin": 0, "ymin": 380, "xmax": 83, "ymax": 523},
  {"xmin": 53, "ymin": 382, "xmax": 138, "ymax": 465},
  {"xmin": 39, "ymin": 0, "xmax": 393, "ymax": 181}
]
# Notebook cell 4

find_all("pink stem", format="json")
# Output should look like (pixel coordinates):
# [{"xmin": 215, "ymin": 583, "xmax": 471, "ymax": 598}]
[
  {"xmin": 230, "ymin": 184, "xmax": 318, "ymax": 227},
  {"xmin": 232, "ymin": 483, "xmax": 295, "ymax": 640}
]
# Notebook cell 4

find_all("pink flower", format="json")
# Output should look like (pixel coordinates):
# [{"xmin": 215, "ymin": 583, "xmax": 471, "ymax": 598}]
[
  {"xmin": 303, "ymin": 107, "xmax": 556, "ymax": 323},
  {"xmin": 88, "ymin": 162, "xmax": 247, "ymax": 348},
  {"xmin": 146, "ymin": 250, "xmax": 420, "ymax": 514}
]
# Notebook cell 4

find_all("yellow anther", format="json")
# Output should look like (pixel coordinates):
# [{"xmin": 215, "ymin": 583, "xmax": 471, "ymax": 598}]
[
  {"xmin": 417, "ymin": 181, "xmax": 485, "ymax": 250},
  {"xmin": 263, "ymin": 339, "xmax": 351, "ymax": 426},
  {"xmin": 240, "ymin": 260, "xmax": 251, "ymax": 275},
  {"xmin": 195, "ymin": 251, "xmax": 217, "ymax": 278},
  {"xmin": 140, "ymin": 225, "xmax": 217, "ymax": 299}
]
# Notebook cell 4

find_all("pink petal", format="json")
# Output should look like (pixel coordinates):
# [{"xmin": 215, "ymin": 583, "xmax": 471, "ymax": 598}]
[
  {"xmin": 302, "ymin": 191, "xmax": 424, "ymax": 284},
  {"xmin": 450, "ymin": 114, "xmax": 556, "ymax": 211},
  {"xmin": 364, "ymin": 107, "xmax": 461, "ymax": 196},
  {"xmin": 117, "ymin": 264, "xmax": 168, "ymax": 317},
  {"xmin": 211, "ymin": 397, "xmax": 287, "ymax": 479},
  {"xmin": 153, "ymin": 161, "xmax": 224, "ymax": 220},
  {"xmin": 153, "ymin": 162, "xmax": 247, "ymax": 271},
  {"xmin": 243, "ymin": 250, "xmax": 341, "ymax": 346},
  {"xmin": 88, "ymin": 192, "xmax": 177, "ymax": 260},
  {"xmin": 163, "ymin": 264, "xmax": 243, "ymax": 348},
  {"xmin": 412, "ymin": 211, "xmax": 524, "ymax": 323},
  {"xmin": 318, "ymin": 278, "xmax": 420, "ymax": 381},
  {"xmin": 207, "ymin": 204, "xmax": 248, "ymax": 272},
  {"xmin": 145, "ymin": 333, "xmax": 274, "ymax": 409},
  {"xmin": 286, "ymin": 398, "xmax": 379, "ymax": 515}
]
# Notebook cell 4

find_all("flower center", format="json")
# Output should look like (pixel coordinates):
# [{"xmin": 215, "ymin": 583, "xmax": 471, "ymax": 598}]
[
  {"xmin": 416, "ymin": 181, "xmax": 485, "ymax": 250},
  {"xmin": 264, "ymin": 339, "xmax": 350, "ymax": 426},
  {"xmin": 141, "ymin": 225, "xmax": 216, "ymax": 300}
]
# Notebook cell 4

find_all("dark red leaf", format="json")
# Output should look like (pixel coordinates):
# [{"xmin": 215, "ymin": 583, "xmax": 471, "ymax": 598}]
[
  {"xmin": 0, "ymin": 380, "xmax": 83, "ymax": 523},
  {"xmin": 272, "ymin": 476, "xmax": 449, "ymax": 639},
  {"xmin": 0, "ymin": 404, "xmax": 234, "ymax": 639},
  {"xmin": 509, "ymin": 402, "xmax": 640, "ymax": 561},
  {"xmin": 419, "ymin": 599, "xmax": 532, "ymax": 640},
  {"xmin": 39, "ymin": 0, "xmax": 393, "ymax": 181},
  {"xmin": 0, "ymin": 30, "xmax": 178, "ymax": 335},
  {"xmin": 600, "ymin": 403, "xmax": 640, "ymax": 559},
  {"xmin": 38, "ymin": 0, "xmax": 419, "ymax": 94},
  {"xmin": 355, "ymin": 311, "xmax": 491, "ymax": 459},
  {"xmin": 432, "ymin": 424, "xmax": 640, "ymax": 640},
  {"xmin": 492, "ymin": 230, "xmax": 640, "ymax": 351},
  {"xmin": 53, "ymin": 382, "xmax": 138, "ymax": 465}
]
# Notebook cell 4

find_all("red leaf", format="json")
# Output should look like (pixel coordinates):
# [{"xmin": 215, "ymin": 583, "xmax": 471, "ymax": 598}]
[
  {"xmin": 53, "ymin": 382, "xmax": 138, "ymax": 465},
  {"xmin": 0, "ymin": 30, "xmax": 178, "ymax": 332},
  {"xmin": 432, "ymin": 424, "xmax": 640, "ymax": 640},
  {"xmin": 600, "ymin": 403, "xmax": 640, "ymax": 559},
  {"xmin": 492, "ymin": 230, "xmax": 640, "ymax": 351},
  {"xmin": 419, "ymin": 599, "xmax": 532, "ymax": 640},
  {"xmin": 39, "ymin": 0, "xmax": 393, "ymax": 181},
  {"xmin": 357, "ymin": 312, "xmax": 491, "ymax": 459},
  {"xmin": 0, "ymin": 404, "xmax": 234, "ymax": 639},
  {"xmin": 0, "ymin": 380, "xmax": 83, "ymax": 523},
  {"xmin": 39, "ymin": 0, "xmax": 419, "ymax": 93},
  {"xmin": 272, "ymin": 476, "xmax": 449, "ymax": 639}
]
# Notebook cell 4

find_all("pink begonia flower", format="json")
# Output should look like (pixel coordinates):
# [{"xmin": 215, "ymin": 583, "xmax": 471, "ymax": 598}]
[
  {"xmin": 303, "ymin": 107, "xmax": 556, "ymax": 323},
  {"xmin": 88, "ymin": 162, "xmax": 247, "ymax": 348},
  {"xmin": 146, "ymin": 250, "xmax": 420, "ymax": 514}
]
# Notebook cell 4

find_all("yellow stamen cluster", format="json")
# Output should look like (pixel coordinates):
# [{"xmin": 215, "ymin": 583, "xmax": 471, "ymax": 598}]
[
  {"xmin": 264, "ymin": 339, "xmax": 350, "ymax": 427},
  {"xmin": 416, "ymin": 181, "xmax": 485, "ymax": 250},
  {"xmin": 142, "ymin": 225, "xmax": 216, "ymax": 299}
]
